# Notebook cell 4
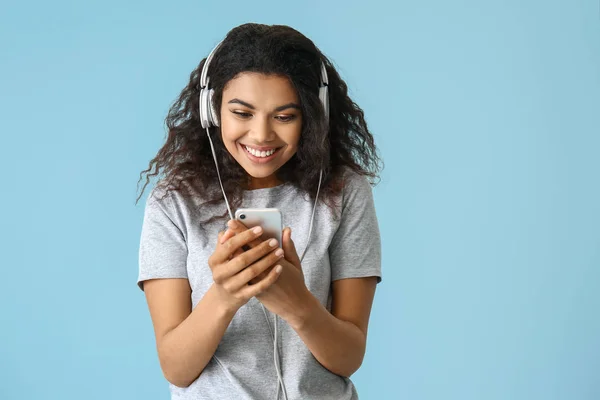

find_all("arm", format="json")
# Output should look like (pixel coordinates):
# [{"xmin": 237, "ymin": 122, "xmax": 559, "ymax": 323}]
[
  {"xmin": 289, "ymin": 171, "xmax": 381, "ymax": 377},
  {"xmin": 288, "ymin": 276, "xmax": 378, "ymax": 377},
  {"xmin": 223, "ymin": 221, "xmax": 379, "ymax": 377},
  {"xmin": 143, "ymin": 279, "xmax": 236, "ymax": 388},
  {"xmin": 221, "ymin": 171, "xmax": 382, "ymax": 377},
  {"xmin": 142, "ymin": 227, "xmax": 283, "ymax": 388}
]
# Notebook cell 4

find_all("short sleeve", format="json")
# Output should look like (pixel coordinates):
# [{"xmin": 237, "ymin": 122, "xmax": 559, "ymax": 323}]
[
  {"xmin": 137, "ymin": 188, "xmax": 189, "ymax": 291},
  {"xmin": 329, "ymin": 171, "xmax": 382, "ymax": 283}
]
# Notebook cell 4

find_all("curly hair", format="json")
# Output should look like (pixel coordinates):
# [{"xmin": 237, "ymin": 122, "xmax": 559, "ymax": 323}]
[{"xmin": 136, "ymin": 23, "xmax": 382, "ymax": 223}]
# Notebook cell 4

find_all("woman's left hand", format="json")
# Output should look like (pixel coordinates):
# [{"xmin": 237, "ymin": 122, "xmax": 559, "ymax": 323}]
[{"xmin": 222, "ymin": 220, "xmax": 313, "ymax": 326}]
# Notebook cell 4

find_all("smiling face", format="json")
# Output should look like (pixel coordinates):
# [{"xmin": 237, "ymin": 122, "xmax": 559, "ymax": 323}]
[{"xmin": 219, "ymin": 72, "xmax": 303, "ymax": 189}]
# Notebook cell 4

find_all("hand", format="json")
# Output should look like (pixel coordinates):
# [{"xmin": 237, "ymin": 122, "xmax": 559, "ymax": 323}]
[
  {"xmin": 224, "ymin": 220, "xmax": 312, "ymax": 326},
  {"xmin": 208, "ymin": 224, "xmax": 284, "ymax": 313}
]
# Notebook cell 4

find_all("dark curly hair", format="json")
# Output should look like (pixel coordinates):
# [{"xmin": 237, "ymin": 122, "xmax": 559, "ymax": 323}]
[{"xmin": 136, "ymin": 23, "xmax": 382, "ymax": 223}]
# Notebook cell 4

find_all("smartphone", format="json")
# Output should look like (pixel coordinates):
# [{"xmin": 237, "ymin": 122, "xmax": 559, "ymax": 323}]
[{"xmin": 235, "ymin": 208, "xmax": 282, "ymax": 244}]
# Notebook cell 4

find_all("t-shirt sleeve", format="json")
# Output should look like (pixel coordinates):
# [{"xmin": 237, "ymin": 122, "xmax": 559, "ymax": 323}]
[
  {"xmin": 137, "ymin": 188, "xmax": 189, "ymax": 291},
  {"xmin": 329, "ymin": 171, "xmax": 382, "ymax": 283}
]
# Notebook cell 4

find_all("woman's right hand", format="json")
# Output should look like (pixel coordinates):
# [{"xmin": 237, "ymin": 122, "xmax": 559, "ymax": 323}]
[{"xmin": 208, "ymin": 225, "xmax": 284, "ymax": 312}]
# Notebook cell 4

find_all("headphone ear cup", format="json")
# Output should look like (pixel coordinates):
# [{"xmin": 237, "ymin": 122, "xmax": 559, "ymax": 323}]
[
  {"xmin": 207, "ymin": 89, "xmax": 219, "ymax": 127},
  {"xmin": 319, "ymin": 86, "xmax": 329, "ymax": 124},
  {"xmin": 199, "ymin": 88, "xmax": 210, "ymax": 129}
]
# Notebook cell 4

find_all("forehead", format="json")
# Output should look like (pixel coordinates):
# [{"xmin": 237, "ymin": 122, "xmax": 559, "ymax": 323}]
[{"xmin": 222, "ymin": 72, "xmax": 299, "ymax": 104}]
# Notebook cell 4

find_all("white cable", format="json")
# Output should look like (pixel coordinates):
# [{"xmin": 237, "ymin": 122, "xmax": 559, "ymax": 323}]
[
  {"xmin": 261, "ymin": 304, "xmax": 286, "ymax": 400},
  {"xmin": 201, "ymin": 44, "xmax": 328, "ymax": 399},
  {"xmin": 274, "ymin": 315, "xmax": 288, "ymax": 400},
  {"xmin": 271, "ymin": 168, "xmax": 322, "ymax": 399},
  {"xmin": 261, "ymin": 304, "xmax": 275, "ymax": 339},
  {"xmin": 208, "ymin": 133, "xmax": 323, "ymax": 399},
  {"xmin": 205, "ymin": 127, "xmax": 234, "ymax": 220},
  {"xmin": 300, "ymin": 168, "xmax": 323, "ymax": 262}
]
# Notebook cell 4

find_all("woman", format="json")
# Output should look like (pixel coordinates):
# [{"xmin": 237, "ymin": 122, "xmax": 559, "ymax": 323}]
[{"xmin": 136, "ymin": 22, "xmax": 383, "ymax": 400}]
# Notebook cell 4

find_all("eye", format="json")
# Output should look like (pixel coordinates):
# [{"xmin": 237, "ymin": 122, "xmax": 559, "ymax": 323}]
[
  {"xmin": 231, "ymin": 111, "xmax": 297, "ymax": 122},
  {"xmin": 232, "ymin": 111, "xmax": 252, "ymax": 119},
  {"xmin": 275, "ymin": 115, "xmax": 297, "ymax": 123}
]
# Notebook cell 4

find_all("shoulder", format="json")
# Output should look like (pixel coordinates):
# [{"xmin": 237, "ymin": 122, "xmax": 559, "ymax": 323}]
[
  {"xmin": 339, "ymin": 167, "xmax": 375, "ymax": 206},
  {"xmin": 143, "ymin": 182, "xmax": 191, "ymax": 227},
  {"xmin": 144, "ymin": 182, "xmax": 181, "ymax": 216},
  {"xmin": 342, "ymin": 167, "xmax": 372, "ymax": 186},
  {"xmin": 146, "ymin": 179, "xmax": 205, "ymax": 213}
]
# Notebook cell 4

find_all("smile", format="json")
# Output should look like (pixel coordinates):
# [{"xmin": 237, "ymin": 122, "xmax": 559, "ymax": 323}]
[{"xmin": 240, "ymin": 144, "xmax": 283, "ymax": 163}]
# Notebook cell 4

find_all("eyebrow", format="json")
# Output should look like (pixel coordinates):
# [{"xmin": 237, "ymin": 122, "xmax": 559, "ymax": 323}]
[{"xmin": 228, "ymin": 98, "xmax": 301, "ymax": 112}]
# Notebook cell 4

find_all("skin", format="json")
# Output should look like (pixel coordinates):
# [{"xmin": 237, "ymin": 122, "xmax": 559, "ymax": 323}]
[
  {"xmin": 221, "ymin": 222, "xmax": 378, "ymax": 378},
  {"xmin": 143, "ymin": 72, "xmax": 378, "ymax": 387},
  {"xmin": 219, "ymin": 72, "xmax": 303, "ymax": 190}
]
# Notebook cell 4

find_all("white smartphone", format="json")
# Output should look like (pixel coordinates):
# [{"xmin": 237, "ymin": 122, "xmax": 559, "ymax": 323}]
[{"xmin": 235, "ymin": 208, "xmax": 282, "ymax": 244}]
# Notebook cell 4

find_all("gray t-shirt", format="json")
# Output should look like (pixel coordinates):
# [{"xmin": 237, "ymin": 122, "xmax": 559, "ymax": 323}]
[{"xmin": 137, "ymin": 167, "xmax": 382, "ymax": 400}]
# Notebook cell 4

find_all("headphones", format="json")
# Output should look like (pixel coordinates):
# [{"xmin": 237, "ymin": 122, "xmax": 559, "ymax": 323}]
[
  {"xmin": 199, "ymin": 39, "xmax": 330, "ymax": 129},
  {"xmin": 198, "ymin": 38, "xmax": 329, "ymax": 400}
]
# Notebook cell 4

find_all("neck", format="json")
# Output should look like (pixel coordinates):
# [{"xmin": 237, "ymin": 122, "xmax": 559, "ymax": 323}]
[{"xmin": 246, "ymin": 174, "xmax": 282, "ymax": 190}]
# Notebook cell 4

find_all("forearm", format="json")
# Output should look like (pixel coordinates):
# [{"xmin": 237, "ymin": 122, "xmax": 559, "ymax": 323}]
[
  {"xmin": 158, "ymin": 284, "xmax": 236, "ymax": 387},
  {"xmin": 288, "ymin": 293, "xmax": 366, "ymax": 378}
]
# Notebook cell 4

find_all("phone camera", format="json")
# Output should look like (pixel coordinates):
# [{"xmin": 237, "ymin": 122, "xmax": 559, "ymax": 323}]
[{"xmin": 239, "ymin": 214, "xmax": 246, "ymax": 220}]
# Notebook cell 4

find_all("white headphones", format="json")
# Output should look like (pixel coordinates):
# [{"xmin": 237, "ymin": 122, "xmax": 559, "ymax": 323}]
[
  {"xmin": 199, "ymin": 39, "xmax": 330, "ymax": 129},
  {"xmin": 198, "ymin": 38, "xmax": 329, "ymax": 400}
]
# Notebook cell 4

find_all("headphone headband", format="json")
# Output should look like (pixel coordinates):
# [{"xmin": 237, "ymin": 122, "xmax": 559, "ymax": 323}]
[
  {"xmin": 199, "ymin": 39, "xmax": 329, "ymax": 129},
  {"xmin": 200, "ymin": 40, "xmax": 222, "ymax": 90}
]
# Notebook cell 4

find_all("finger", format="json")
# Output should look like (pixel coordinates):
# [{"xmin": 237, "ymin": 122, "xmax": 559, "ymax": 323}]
[
  {"xmin": 212, "ymin": 225, "xmax": 264, "ymax": 265},
  {"xmin": 249, "ymin": 266, "xmax": 270, "ymax": 284},
  {"xmin": 227, "ymin": 220, "xmax": 263, "ymax": 248},
  {"xmin": 220, "ymin": 228, "xmax": 236, "ymax": 244},
  {"xmin": 223, "ymin": 237, "xmax": 280, "ymax": 277},
  {"xmin": 249, "ymin": 273, "xmax": 265, "ymax": 285},
  {"xmin": 222, "ymin": 225, "xmax": 244, "ymax": 257},
  {"xmin": 282, "ymin": 227, "xmax": 302, "ymax": 270},
  {"xmin": 232, "ymin": 248, "xmax": 244, "ymax": 258},
  {"xmin": 226, "ymin": 220, "xmax": 253, "ymax": 252},
  {"xmin": 220, "ymin": 224, "xmax": 246, "ymax": 258},
  {"xmin": 241, "ymin": 264, "xmax": 283, "ymax": 298},
  {"xmin": 226, "ymin": 247, "xmax": 284, "ymax": 291},
  {"xmin": 248, "ymin": 268, "xmax": 270, "ymax": 285}
]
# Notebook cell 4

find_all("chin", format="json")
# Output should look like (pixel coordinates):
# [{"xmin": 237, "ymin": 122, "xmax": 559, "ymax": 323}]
[{"xmin": 243, "ymin": 165, "xmax": 279, "ymax": 178}]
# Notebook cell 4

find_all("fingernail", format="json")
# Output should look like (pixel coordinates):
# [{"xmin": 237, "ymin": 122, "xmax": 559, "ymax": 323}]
[
  {"xmin": 275, "ymin": 265, "xmax": 283, "ymax": 273},
  {"xmin": 253, "ymin": 226, "xmax": 263, "ymax": 234},
  {"xmin": 269, "ymin": 239, "xmax": 278, "ymax": 247},
  {"xmin": 227, "ymin": 220, "xmax": 235, "ymax": 228},
  {"xmin": 275, "ymin": 248, "xmax": 284, "ymax": 257}
]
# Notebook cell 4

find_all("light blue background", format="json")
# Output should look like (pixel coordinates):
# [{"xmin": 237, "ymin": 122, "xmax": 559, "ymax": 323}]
[{"xmin": 1, "ymin": 0, "xmax": 598, "ymax": 399}]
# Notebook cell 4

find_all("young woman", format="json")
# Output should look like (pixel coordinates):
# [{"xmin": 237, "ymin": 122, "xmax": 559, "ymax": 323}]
[{"xmin": 136, "ymin": 23, "xmax": 383, "ymax": 400}]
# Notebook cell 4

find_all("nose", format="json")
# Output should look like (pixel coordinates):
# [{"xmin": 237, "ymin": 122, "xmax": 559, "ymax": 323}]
[{"xmin": 247, "ymin": 115, "xmax": 276, "ymax": 143}]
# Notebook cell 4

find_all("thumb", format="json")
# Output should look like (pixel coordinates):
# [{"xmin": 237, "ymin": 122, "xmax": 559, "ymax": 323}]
[{"xmin": 282, "ymin": 227, "xmax": 302, "ymax": 270}]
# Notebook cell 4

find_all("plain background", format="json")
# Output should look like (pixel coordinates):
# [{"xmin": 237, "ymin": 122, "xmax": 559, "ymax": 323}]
[{"xmin": 1, "ymin": 0, "xmax": 599, "ymax": 399}]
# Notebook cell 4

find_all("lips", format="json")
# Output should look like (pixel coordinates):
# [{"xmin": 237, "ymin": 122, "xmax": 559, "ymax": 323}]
[{"xmin": 240, "ymin": 143, "xmax": 282, "ymax": 163}]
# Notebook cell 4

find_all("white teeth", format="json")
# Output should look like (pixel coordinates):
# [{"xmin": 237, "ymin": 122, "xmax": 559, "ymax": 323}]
[{"xmin": 244, "ymin": 145, "xmax": 277, "ymax": 158}]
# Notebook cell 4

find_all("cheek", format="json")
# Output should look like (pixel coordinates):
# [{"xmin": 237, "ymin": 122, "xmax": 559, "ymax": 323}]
[
  {"xmin": 220, "ymin": 118, "xmax": 245, "ymax": 144},
  {"xmin": 283, "ymin": 123, "xmax": 302, "ymax": 146}
]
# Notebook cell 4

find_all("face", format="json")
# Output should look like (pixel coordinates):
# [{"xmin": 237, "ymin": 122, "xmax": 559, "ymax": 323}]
[{"xmin": 219, "ymin": 72, "xmax": 303, "ymax": 189}]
